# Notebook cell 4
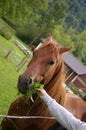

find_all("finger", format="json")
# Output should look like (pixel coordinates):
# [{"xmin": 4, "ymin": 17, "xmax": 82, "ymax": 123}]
[{"xmin": 35, "ymin": 88, "xmax": 41, "ymax": 94}]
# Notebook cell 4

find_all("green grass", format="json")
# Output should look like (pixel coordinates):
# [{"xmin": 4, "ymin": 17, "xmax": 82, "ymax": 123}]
[
  {"xmin": 0, "ymin": 35, "xmax": 30, "ymax": 123},
  {"xmin": 0, "ymin": 56, "xmax": 19, "ymax": 113}
]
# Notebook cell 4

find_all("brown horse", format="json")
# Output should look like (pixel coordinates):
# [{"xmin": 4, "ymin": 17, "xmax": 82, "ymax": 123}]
[
  {"xmin": 65, "ymin": 92, "xmax": 86, "ymax": 122},
  {"xmin": 1, "ymin": 35, "xmax": 71, "ymax": 130}
]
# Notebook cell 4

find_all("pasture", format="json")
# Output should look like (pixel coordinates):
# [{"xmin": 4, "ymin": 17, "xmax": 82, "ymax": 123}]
[{"xmin": 0, "ymin": 35, "xmax": 29, "ymax": 123}]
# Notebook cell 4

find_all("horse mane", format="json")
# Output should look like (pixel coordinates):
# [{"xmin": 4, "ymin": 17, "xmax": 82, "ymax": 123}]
[{"xmin": 45, "ymin": 58, "xmax": 66, "ymax": 104}]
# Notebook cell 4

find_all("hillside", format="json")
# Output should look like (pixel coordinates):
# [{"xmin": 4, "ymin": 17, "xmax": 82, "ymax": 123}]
[
  {"xmin": 65, "ymin": 0, "xmax": 86, "ymax": 32},
  {"xmin": 0, "ymin": 0, "xmax": 85, "ymax": 33}
]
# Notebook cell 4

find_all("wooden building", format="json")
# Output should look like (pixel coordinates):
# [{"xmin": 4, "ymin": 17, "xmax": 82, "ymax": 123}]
[{"xmin": 63, "ymin": 52, "xmax": 86, "ymax": 93}]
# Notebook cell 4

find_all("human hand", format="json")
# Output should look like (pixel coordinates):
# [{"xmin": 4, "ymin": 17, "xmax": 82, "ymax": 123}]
[{"xmin": 36, "ymin": 88, "xmax": 47, "ymax": 99}]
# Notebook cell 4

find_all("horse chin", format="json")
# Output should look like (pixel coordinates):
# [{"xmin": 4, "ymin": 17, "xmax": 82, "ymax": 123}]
[
  {"xmin": 17, "ymin": 82, "xmax": 29, "ymax": 94},
  {"xmin": 18, "ymin": 80, "xmax": 35, "ymax": 94},
  {"xmin": 18, "ymin": 86, "xmax": 27, "ymax": 94}
]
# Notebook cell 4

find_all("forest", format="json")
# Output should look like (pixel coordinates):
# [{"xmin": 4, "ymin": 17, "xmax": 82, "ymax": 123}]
[{"xmin": 0, "ymin": 0, "xmax": 86, "ymax": 64}]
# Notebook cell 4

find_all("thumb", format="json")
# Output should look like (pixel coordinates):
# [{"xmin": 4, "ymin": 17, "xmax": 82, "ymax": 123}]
[{"xmin": 36, "ymin": 88, "xmax": 47, "ymax": 98}]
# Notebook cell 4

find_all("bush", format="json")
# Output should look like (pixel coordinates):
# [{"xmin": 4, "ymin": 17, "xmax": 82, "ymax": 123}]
[{"xmin": 16, "ymin": 23, "xmax": 43, "ymax": 45}]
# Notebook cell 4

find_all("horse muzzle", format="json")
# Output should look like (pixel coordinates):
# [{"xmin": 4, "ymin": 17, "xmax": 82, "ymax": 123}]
[{"xmin": 17, "ymin": 75, "xmax": 33, "ymax": 94}]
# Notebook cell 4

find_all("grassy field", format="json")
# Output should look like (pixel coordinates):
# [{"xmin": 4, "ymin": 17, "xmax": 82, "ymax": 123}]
[{"xmin": 0, "ymin": 35, "xmax": 29, "ymax": 123}]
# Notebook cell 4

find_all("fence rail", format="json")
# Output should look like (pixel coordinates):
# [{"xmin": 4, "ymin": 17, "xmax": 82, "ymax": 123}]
[{"xmin": 0, "ymin": 115, "xmax": 55, "ymax": 120}]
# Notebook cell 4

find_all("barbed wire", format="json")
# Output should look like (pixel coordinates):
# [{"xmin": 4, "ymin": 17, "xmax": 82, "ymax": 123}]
[{"xmin": 0, "ymin": 114, "xmax": 55, "ymax": 120}]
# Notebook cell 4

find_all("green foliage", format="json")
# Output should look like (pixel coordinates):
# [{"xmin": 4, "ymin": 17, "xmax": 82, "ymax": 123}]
[
  {"xmin": 65, "ymin": 0, "xmax": 86, "ymax": 32},
  {"xmin": 53, "ymin": 25, "xmax": 74, "ymax": 47},
  {"xmin": 0, "ymin": 0, "xmax": 67, "ymax": 43},
  {"xmin": 0, "ymin": 18, "xmax": 15, "ymax": 39},
  {"xmin": 26, "ymin": 82, "xmax": 44, "ymax": 98},
  {"xmin": 0, "ymin": 126, "xmax": 2, "ymax": 130},
  {"xmin": 72, "ymin": 30, "xmax": 86, "ymax": 65},
  {"xmin": 53, "ymin": 25, "xmax": 86, "ymax": 65},
  {"xmin": 0, "ymin": 0, "xmax": 31, "ymax": 26},
  {"xmin": 0, "ymin": 0, "xmax": 85, "ymax": 38},
  {"xmin": 1, "ymin": 0, "xmax": 85, "ymax": 34},
  {"xmin": 16, "ymin": 23, "xmax": 42, "ymax": 45}
]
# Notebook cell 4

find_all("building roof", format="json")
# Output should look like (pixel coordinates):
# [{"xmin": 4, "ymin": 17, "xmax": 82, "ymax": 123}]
[{"xmin": 63, "ymin": 52, "xmax": 86, "ymax": 75}]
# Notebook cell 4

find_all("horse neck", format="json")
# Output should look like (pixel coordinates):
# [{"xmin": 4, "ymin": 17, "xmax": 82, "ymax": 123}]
[{"xmin": 46, "ymin": 60, "xmax": 66, "ymax": 98}]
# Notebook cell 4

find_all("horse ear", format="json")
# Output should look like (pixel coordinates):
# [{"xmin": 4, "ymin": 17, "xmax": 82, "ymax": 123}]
[
  {"xmin": 46, "ymin": 35, "xmax": 53, "ymax": 42},
  {"xmin": 60, "ymin": 46, "xmax": 72, "ymax": 54},
  {"xmin": 30, "ymin": 45, "xmax": 36, "ymax": 51}
]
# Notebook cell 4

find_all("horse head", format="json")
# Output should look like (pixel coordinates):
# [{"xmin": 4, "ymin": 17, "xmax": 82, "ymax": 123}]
[{"xmin": 18, "ymin": 35, "xmax": 72, "ymax": 94}]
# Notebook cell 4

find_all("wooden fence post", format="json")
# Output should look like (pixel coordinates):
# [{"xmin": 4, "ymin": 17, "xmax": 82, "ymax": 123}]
[
  {"xmin": 5, "ymin": 48, "xmax": 13, "ymax": 58},
  {"xmin": 17, "ymin": 55, "xmax": 28, "ymax": 72}
]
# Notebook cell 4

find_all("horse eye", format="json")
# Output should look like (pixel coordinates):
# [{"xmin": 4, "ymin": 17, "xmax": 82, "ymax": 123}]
[{"xmin": 48, "ymin": 60, "xmax": 55, "ymax": 65}]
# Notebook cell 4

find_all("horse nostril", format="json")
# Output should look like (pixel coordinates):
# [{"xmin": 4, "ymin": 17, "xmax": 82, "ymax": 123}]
[
  {"xmin": 18, "ymin": 75, "xmax": 26, "ymax": 85},
  {"xmin": 29, "ymin": 78, "xmax": 32, "ymax": 84},
  {"xmin": 27, "ymin": 78, "xmax": 33, "ymax": 89}
]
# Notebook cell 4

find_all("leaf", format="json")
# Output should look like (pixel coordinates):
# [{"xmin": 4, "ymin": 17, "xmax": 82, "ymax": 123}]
[{"xmin": 26, "ymin": 82, "xmax": 44, "ymax": 98}]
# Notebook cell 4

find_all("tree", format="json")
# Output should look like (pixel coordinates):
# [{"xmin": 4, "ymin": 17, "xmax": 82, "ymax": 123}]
[
  {"xmin": 72, "ymin": 30, "xmax": 86, "ymax": 64},
  {"xmin": 15, "ymin": 0, "xmax": 67, "ymax": 44},
  {"xmin": 0, "ymin": 0, "xmax": 32, "ymax": 26},
  {"xmin": 0, "ymin": 0, "xmax": 67, "ymax": 43},
  {"xmin": 64, "ymin": 0, "xmax": 86, "ymax": 32},
  {"xmin": 53, "ymin": 25, "xmax": 74, "ymax": 47}
]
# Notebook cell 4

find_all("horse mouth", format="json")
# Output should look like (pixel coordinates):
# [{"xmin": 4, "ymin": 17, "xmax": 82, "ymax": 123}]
[
  {"xmin": 17, "ymin": 75, "xmax": 34, "ymax": 94},
  {"xmin": 17, "ymin": 74, "xmax": 45, "ymax": 94}
]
